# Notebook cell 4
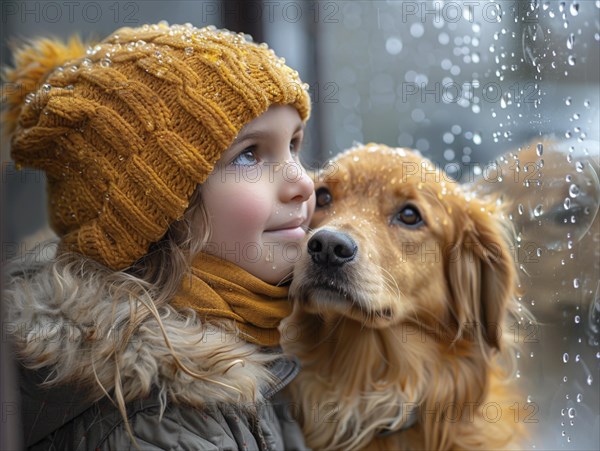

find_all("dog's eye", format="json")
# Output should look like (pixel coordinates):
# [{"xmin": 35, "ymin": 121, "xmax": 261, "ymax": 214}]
[
  {"xmin": 315, "ymin": 187, "xmax": 332, "ymax": 208},
  {"xmin": 392, "ymin": 205, "xmax": 424, "ymax": 227}
]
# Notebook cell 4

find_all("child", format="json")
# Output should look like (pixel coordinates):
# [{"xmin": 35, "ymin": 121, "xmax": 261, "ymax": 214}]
[{"xmin": 3, "ymin": 22, "xmax": 315, "ymax": 450}]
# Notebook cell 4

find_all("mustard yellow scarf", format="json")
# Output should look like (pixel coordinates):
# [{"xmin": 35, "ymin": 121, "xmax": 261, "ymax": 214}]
[{"xmin": 171, "ymin": 252, "xmax": 292, "ymax": 347}]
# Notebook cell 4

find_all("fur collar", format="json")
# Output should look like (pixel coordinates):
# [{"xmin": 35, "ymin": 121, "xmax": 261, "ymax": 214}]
[{"xmin": 4, "ymin": 241, "xmax": 292, "ymax": 412}]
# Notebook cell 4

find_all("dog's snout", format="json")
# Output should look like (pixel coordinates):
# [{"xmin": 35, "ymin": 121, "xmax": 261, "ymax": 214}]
[{"xmin": 307, "ymin": 230, "xmax": 357, "ymax": 266}]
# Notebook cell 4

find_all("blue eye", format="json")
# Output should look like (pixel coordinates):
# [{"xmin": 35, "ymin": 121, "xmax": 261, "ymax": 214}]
[{"xmin": 231, "ymin": 147, "xmax": 258, "ymax": 166}]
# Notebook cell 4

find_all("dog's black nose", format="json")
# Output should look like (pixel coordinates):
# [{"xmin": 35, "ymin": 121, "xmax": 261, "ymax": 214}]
[{"xmin": 307, "ymin": 230, "xmax": 357, "ymax": 266}]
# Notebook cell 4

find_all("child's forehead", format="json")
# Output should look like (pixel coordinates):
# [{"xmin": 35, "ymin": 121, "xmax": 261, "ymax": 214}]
[
  {"xmin": 234, "ymin": 105, "xmax": 304, "ymax": 137},
  {"xmin": 245, "ymin": 105, "xmax": 303, "ymax": 125}
]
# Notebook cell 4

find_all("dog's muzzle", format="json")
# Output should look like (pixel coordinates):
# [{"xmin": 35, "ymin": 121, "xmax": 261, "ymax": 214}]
[{"xmin": 307, "ymin": 229, "xmax": 357, "ymax": 267}]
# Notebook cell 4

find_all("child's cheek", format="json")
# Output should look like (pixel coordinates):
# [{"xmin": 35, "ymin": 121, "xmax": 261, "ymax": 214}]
[{"xmin": 220, "ymin": 183, "xmax": 271, "ymax": 230}]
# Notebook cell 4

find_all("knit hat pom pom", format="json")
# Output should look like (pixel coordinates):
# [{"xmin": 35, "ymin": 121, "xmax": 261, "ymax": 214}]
[{"xmin": 2, "ymin": 35, "xmax": 90, "ymax": 137}]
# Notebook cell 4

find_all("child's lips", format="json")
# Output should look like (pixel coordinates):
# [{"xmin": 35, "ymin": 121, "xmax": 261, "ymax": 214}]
[{"xmin": 264, "ymin": 218, "xmax": 307, "ymax": 239}]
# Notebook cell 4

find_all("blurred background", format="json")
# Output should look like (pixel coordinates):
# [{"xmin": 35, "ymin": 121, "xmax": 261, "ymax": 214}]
[{"xmin": 1, "ymin": 1, "xmax": 599, "ymax": 449}]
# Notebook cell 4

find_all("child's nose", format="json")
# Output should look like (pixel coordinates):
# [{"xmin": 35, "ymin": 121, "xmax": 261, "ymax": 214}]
[{"xmin": 279, "ymin": 161, "xmax": 315, "ymax": 203}]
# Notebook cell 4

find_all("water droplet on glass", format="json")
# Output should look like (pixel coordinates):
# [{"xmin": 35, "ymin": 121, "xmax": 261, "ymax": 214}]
[
  {"xmin": 564, "ymin": 197, "xmax": 571, "ymax": 209},
  {"xmin": 566, "ymin": 97, "xmax": 572, "ymax": 105},
  {"xmin": 587, "ymin": 375, "xmax": 593, "ymax": 385},
  {"xmin": 533, "ymin": 204, "xmax": 544, "ymax": 217},
  {"xmin": 575, "ymin": 161, "xmax": 584, "ymax": 172},
  {"xmin": 573, "ymin": 278, "xmax": 580, "ymax": 288},
  {"xmin": 570, "ymin": 2, "xmax": 579, "ymax": 16},
  {"xmin": 568, "ymin": 55, "xmax": 576, "ymax": 66},
  {"xmin": 518, "ymin": 203, "xmax": 524, "ymax": 215},
  {"xmin": 536, "ymin": 143, "xmax": 543, "ymax": 156},
  {"xmin": 574, "ymin": 315, "xmax": 580, "ymax": 323},
  {"xmin": 563, "ymin": 353, "xmax": 570, "ymax": 363},
  {"xmin": 567, "ymin": 33, "xmax": 575, "ymax": 49},
  {"xmin": 568, "ymin": 408, "xmax": 576, "ymax": 418},
  {"xmin": 569, "ymin": 184, "xmax": 580, "ymax": 197}
]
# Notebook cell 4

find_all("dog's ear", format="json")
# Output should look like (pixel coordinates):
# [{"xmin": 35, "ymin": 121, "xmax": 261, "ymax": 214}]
[{"xmin": 446, "ymin": 202, "xmax": 516, "ymax": 350}]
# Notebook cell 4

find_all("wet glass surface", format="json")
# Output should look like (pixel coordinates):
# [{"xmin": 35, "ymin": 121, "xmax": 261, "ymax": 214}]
[{"xmin": 313, "ymin": 2, "xmax": 599, "ymax": 449}]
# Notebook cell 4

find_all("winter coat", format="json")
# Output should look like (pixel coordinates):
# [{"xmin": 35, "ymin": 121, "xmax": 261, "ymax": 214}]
[
  {"xmin": 4, "ymin": 245, "xmax": 308, "ymax": 450},
  {"xmin": 18, "ymin": 355, "xmax": 305, "ymax": 450}
]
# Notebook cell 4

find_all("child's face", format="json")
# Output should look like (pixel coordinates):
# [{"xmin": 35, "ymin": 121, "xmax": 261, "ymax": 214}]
[{"xmin": 201, "ymin": 105, "xmax": 316, "ymax": 284}]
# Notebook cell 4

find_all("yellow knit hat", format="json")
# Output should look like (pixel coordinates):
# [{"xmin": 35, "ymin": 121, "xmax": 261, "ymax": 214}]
[{"xmin": 3, "ymin": 23, "xmax": 311, "ymax": 270}]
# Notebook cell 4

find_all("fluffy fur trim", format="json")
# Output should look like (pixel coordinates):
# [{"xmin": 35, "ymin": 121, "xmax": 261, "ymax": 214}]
[{"xmin": 4, "ymin": 240, "xmax": 279, "ymax": 409}]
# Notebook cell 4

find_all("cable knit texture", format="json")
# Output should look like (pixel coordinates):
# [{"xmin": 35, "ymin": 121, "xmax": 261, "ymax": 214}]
[
  {"xmin": 4, "ymin": 23, "xmax": 311, "ymax": 270},
  {"xmin": 172, "ymin": 252, "xmax": 292, "ymax": 347}
]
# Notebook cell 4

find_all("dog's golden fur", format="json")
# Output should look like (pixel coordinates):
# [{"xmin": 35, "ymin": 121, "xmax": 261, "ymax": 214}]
[{"xmin": 283, "ymin": 143, "xmax": 528, "ymax": 450}]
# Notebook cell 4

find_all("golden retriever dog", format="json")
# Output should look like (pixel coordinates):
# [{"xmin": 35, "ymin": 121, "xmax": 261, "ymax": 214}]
[{"xmin": 282, "ymin": 143, "xmax": 527, "ymax": 450}]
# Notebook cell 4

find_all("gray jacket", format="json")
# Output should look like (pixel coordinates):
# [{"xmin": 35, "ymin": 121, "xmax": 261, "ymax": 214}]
[
  {"xmin": 5, "ymin": 248, "xmax": 309, "ymax": 451},
  {"xmin": 20, "ymin": 355, "xmax": 306, "ymax": 450}
]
